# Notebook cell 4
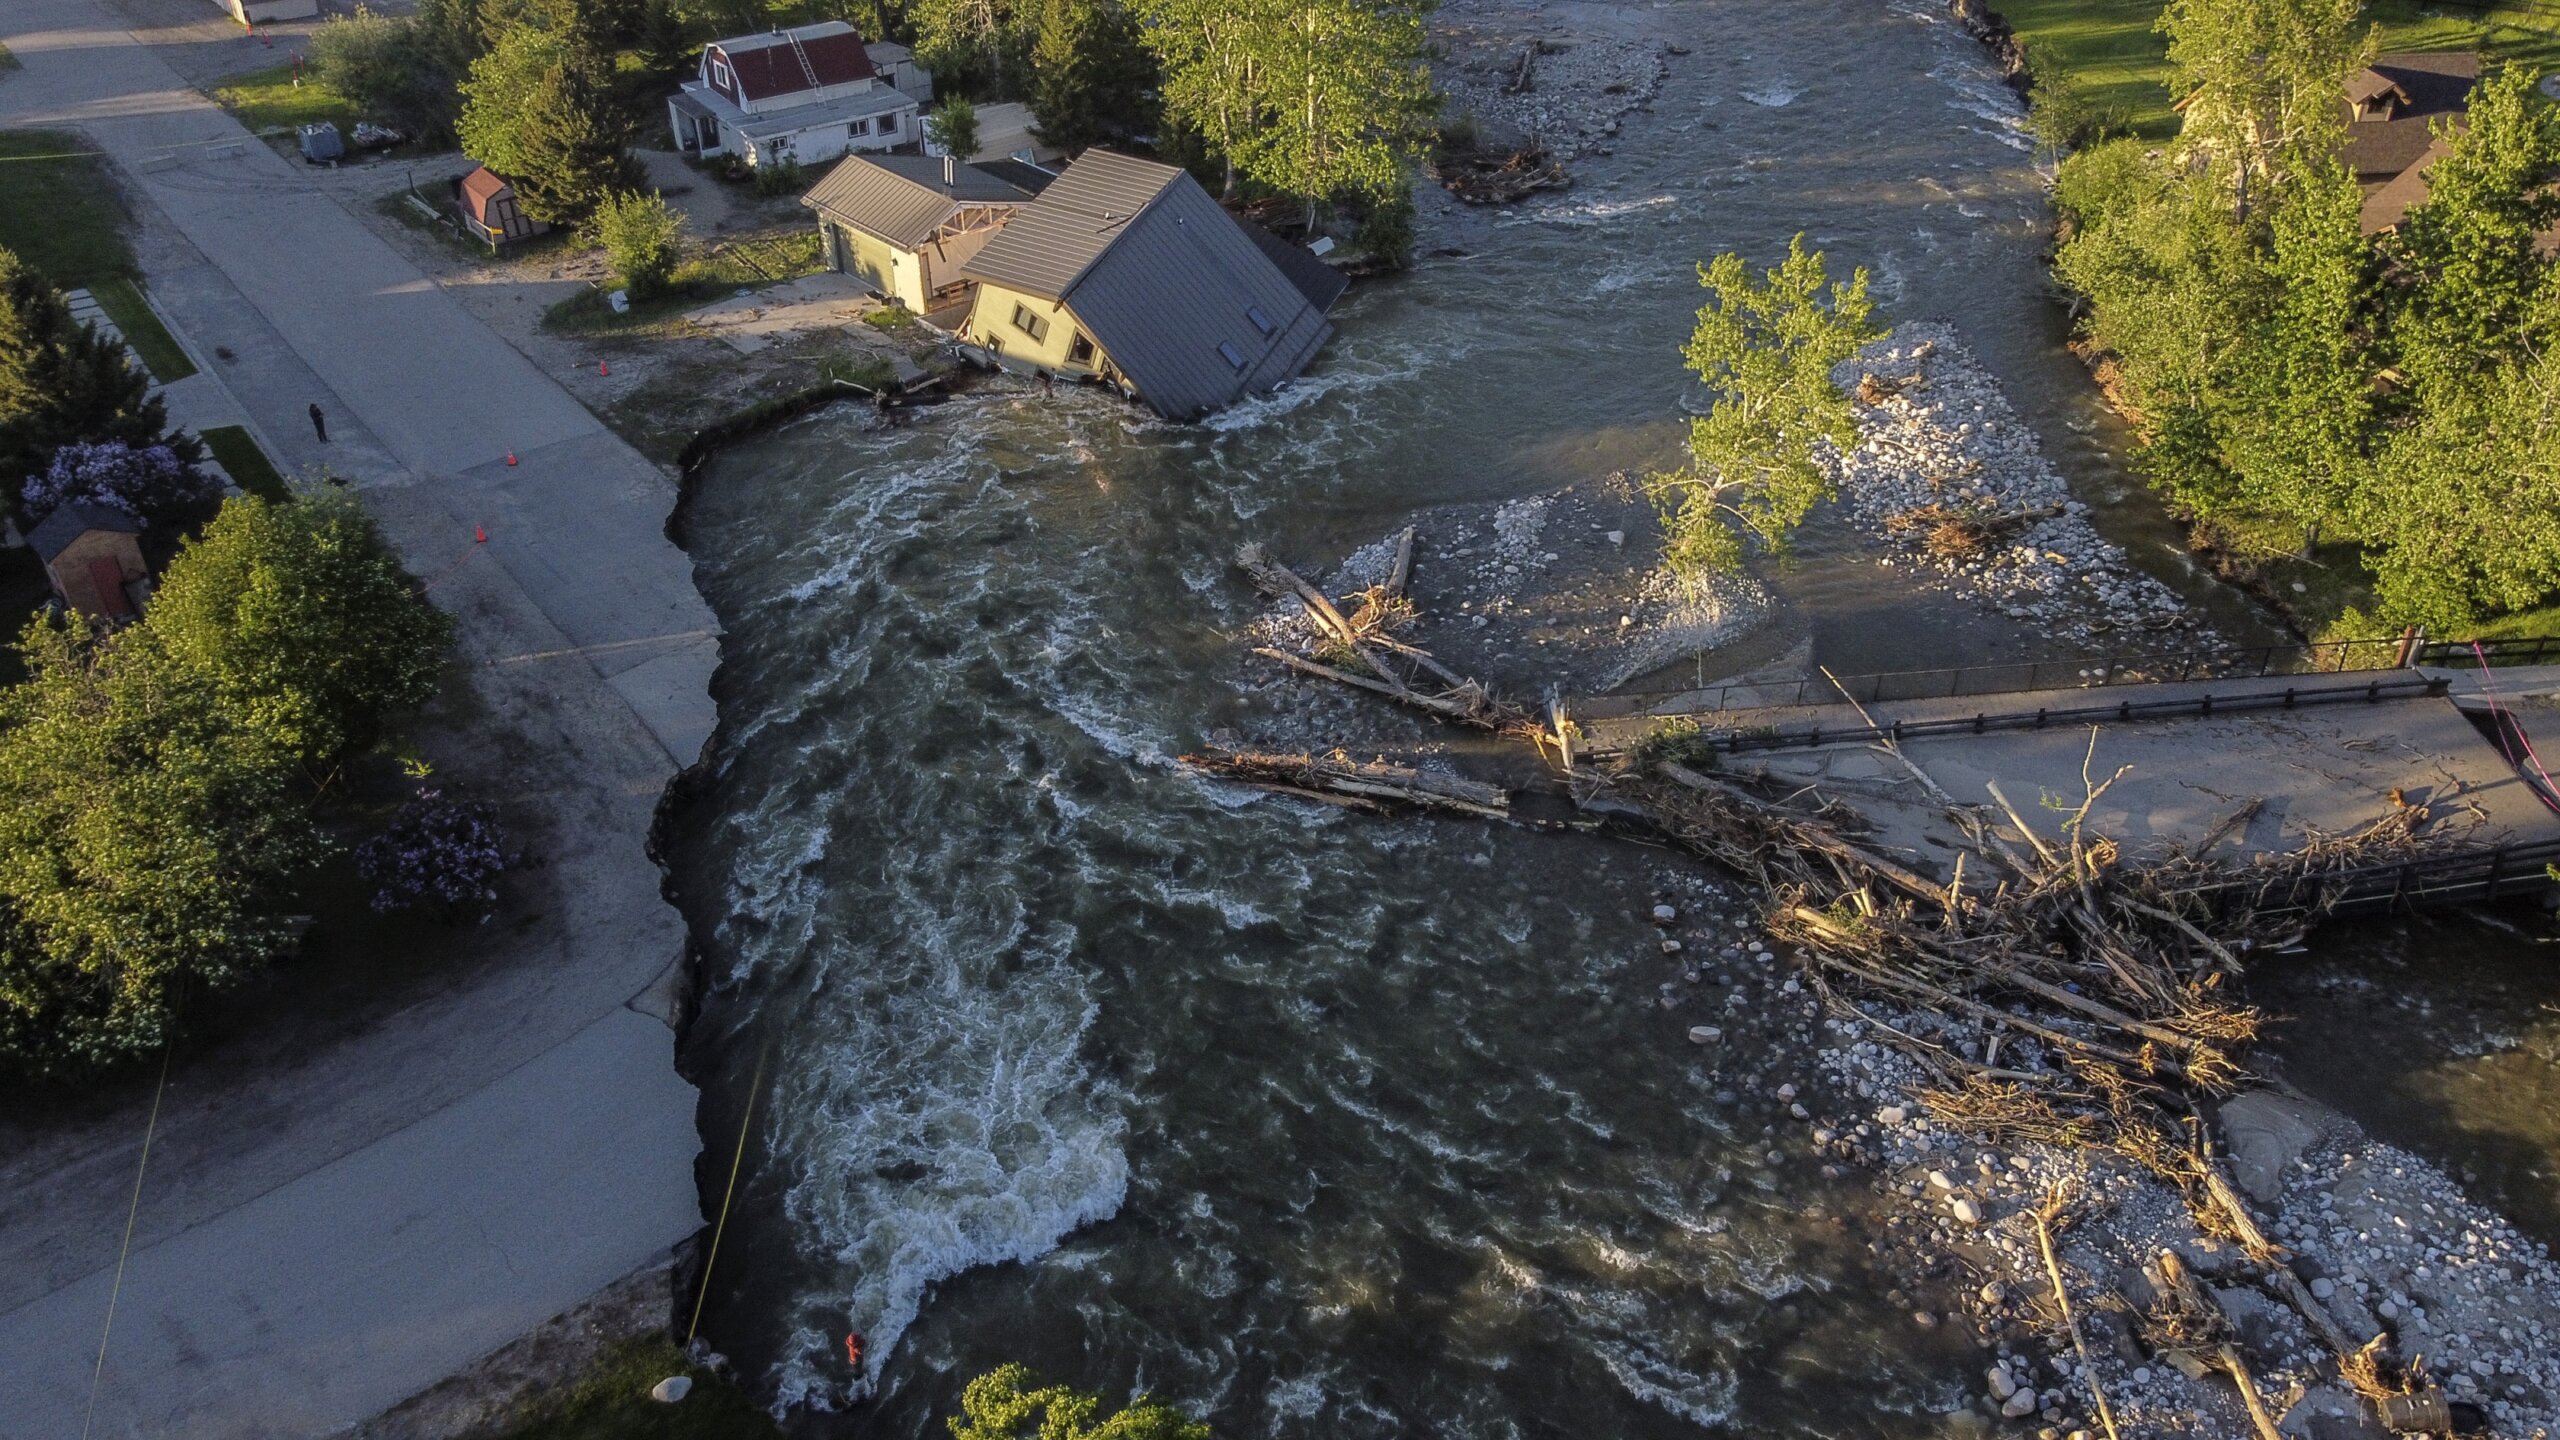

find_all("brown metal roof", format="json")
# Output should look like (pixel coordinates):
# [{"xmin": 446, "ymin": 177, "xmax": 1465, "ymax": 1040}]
[
  {"xmin": 2342, "ymin": 52, "xmax": 2481, "ymax": 183},
  {"xmin": 959, "ymin": 149, "xmax": 1182, "ymax": 299},
  {"xmin": 801, "ymin": 154, "xmax": 1038, "ymax": 248},
  {"xmin": 710, "ymin": 22, "xmax": 875, "ymax": 103}
]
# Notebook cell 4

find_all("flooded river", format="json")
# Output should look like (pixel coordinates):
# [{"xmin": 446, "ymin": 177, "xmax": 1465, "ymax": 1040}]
[{"xmin": 657, "ymin": 0, "xmax": 2554, "ymax": 1431}]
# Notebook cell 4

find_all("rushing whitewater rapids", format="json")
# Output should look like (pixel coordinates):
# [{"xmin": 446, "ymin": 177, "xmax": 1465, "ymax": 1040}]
[{"xmin": 648, "ymin": 0, "xmax": 2454, "ymax": 1433}]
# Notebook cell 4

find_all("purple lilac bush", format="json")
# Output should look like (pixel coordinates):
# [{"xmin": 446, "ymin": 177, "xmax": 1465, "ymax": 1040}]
[
  {"xmin": 22, "ymin": 441, "xmax": 219, "ymax": 527},
  {"xmin": 356, "ymin": 791, "xmax": 507, "ymax": 918}
]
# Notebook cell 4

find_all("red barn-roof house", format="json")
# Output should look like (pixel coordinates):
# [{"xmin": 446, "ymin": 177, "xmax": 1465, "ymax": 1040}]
[{"xmin": 666, "ymin": 20, "xmax": 933, "ymax": 173}]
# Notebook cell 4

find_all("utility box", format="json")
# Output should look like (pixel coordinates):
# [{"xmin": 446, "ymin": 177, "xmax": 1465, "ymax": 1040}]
[{"xmin": 297, "ymin": 122, "xmax": 345, "ymax": 165}]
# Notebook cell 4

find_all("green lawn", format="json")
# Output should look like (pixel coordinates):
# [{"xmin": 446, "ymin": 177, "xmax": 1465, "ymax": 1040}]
[
  {"xmin": 0, "ymin": 132, "xmax": 200, "ymax": 381},
  {"xmin": 210, "ymin": 61, "xmax": 363, "ymax": 141},
  {"xmin": 0, "ymin": 131, "xmax": 137, "ymax": 284},
  {"xmin": 1998, "ymin": 0, "xmax": 2560, "ymax": 138},
  {"xmin": 88, "ymin": 276, "xmax": 197, "ymax": 382},
  {"xmin": 488, "ymin": 1338, "xmax": 779, "ymax": 1440},
  {"xmin": 200, "ymin": 425, "xmax": 291, "ymax": 503}
]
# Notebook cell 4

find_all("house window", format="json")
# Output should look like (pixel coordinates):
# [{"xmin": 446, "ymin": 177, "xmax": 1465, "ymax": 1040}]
[
  {"xmin": 1067, "ymin": 332, "xmax": 1095, "ymax": 365},
  {"xmin": 850, "ymin": 117, "xmax": 872, "ymax": 137},
  {"xmin": 876, "ymin": 111, "xmax": 899, "ymax": 136},
  {"xmin": 1246, "ymin": 305, "xmax": 1275, "ymax": 336},
  {"xmin": 710, "ymin": 57, "xmax": 733, "ymax": 91},
  {"xmin": 1012, "ymin": 304, "xmax": 1050, "ymax": 343},
  {"xmin": 1218, "ymin": 341, "xmax": 1246, "ymax": 369}
]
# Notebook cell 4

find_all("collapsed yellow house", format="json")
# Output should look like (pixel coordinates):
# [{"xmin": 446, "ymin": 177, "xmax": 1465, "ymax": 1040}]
[{"xmin": 802, "ymin": 147, "xmax": 1347, "ymax": 419}]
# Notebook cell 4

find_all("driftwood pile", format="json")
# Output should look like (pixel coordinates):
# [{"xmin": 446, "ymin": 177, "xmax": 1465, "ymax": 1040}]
[
  {"xmin": 1884, "ymin": 501, "xmax": 2064, "ymax": 560},
  {"xmin": 1195, "ymin": 538, "xmax": 2456, "ymax": 1433},
  {"xmin": 1434, "ymin": 140, "xmax": 1571, "ymax": 206}
]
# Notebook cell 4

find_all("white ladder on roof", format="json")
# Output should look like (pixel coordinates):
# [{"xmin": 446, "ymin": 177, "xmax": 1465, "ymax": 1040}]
[{"xmin": 783, "ymin": 30, "xmax": 823, "ymax": 91}]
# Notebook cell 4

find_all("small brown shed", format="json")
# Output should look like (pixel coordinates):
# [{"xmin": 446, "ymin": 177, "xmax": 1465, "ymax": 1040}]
[
  {"xmin": 455, "ymin": 166, "xmax": 550, "ymax": 246},
  {"xmin": 29, "ymin": 503, "xmax": 147, "ymax": 621}
]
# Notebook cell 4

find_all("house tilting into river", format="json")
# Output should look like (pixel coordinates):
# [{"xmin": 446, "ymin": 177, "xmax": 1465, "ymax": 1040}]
[{"xmin": 800, "ymin": 148, "xmax": 1348, "ymax": 420}]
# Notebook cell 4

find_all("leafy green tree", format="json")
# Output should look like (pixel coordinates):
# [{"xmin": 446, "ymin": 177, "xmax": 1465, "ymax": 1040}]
[
  {"xmin": 148, "ymin": 493, "xmax": 452, "ymax": 771},
  {"xmin": 2217, "ymin": 156, "xmax": 2374, "ymax": 547},
  {"xmin": 456, "ymin": 22, "xmax": 638, "ymax": 225},
  {"xmin": 0, "ymin": 247, "xmax": 192, "ymax": 496},
  {"xmin": 1644, "ymin": 235, "xmax": 1882, "ymax": 579},
  {"xmin": 1233, "ymin": 0, "xmax": 1435, "ymax": 227},
  {"xmin": 593, "ymin": 190, "xmax": 685, "ymax": 298},
  {"xmin": 2159, "ymin": 0, "xmax": 2365, "ymax": 218},
  {"xmin": 928, "ymin": 95, "xmax": 982, "ymax": 158},
  {"xmin": 2387, "ymin": 62, "xmax": 2560, "ymax": 387},
  {"xmin": 1351, "ymin": 172, "xmax": 1414, "ymax": 269},
  {"xmin": 2357, "ymin": 282, "xmax": 2560, "ymax": 628},
  {"xmin": 309, "ymin": 6, "xmax": 466, "ymax": 142},
  {"xmin": 1028, "ymin": 0, "xmax": 1154, "ymax": 152},
  {"xmin": 946, "ymin": 1365, "xmax": 1210, "ymax": 1440},
  {"xmin": 1133, "ymin": 0, "xmax": 1271, "ymax": 196},
  {"xmin": 910, "ymin": 0, "xmax": 1031, "ymax": 93},
  {"xmin": 0, "ymin": 620, "xmax": 321, "ymax": 1074}
]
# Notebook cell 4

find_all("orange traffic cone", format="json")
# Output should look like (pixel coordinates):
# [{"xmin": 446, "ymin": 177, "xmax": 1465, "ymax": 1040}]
[
  {"xmin": 598, "ymin": 360, "xmax": 610, "ymax": 376},
  {"xmin": 474, "ymin": 524, "xmax": 488, "ymax": 543},
  {"xmin": 504, "ymin": 451, "xmax": 517, "ymax": 466}
]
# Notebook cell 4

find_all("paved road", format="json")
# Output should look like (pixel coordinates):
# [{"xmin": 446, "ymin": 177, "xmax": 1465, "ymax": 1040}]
[{"xmin": 0, "ymin": 3, "xmax": 718, "ymax": 1434}]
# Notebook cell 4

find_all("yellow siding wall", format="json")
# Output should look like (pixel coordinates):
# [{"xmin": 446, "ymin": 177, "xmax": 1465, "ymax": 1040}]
[
  {"xmin": 833, "ymin": 222, "xmax": 929, "ymax": 311},
  {"xmin": 963, "ymin": 284, "xmax": 1106, "ymax": 378}
]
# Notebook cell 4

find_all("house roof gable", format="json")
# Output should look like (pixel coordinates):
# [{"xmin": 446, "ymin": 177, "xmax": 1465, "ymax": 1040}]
[
  {"xmin": 29, "ymin": 502, "xmax": 141, "ymax": 561},
  {"xmin": 708, "ymin": 21, "xmax": 875, "ymax": 102},
  {"xmin": 801, "ymin": 154, "xmax": 1038, "ymax": 247}
]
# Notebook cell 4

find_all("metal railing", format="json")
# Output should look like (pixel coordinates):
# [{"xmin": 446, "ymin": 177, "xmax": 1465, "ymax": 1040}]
[
  {"xmin": 2186, "ymin": 836, "xmax": 2560, "ymax": 919},
  {"xmin": 1640, "ymin": 674, "xmax": 2449, "ymax": 758},
  {"xmin": 1577, "ymin": 637, "xmax": 2430, "ymax": 720}
]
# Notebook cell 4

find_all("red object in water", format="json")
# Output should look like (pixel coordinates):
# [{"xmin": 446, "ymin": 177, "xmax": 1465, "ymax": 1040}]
[
  {"xmin": 474, "ymin": 524, "xmax": 488, "ymax": 543},
  {"xmin": 598, "ymin": 360, "xmax": 610, "ymax": 376},
  {"xmin": 844, "ymin": 1332, "xmax": 864, "ymax": 1367},
  {"xmin": 504, "ymin": 451, "xmax": 518, "ymax": 466}
]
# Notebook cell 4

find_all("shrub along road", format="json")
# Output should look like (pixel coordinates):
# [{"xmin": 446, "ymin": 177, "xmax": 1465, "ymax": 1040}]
[{"xmin": 0, "ymin": 1, "xmax": 718, "ymax": 1433}]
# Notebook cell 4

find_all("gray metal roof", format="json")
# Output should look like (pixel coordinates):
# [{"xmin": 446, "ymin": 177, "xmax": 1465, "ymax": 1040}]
[
  {"xmin": 732, "ymin": 84, "xmax": 912, "ymax": 142},
  {"xmin": 959, "ymin": 149, "xmax": 1181, "ymax": 299},
  {"xmin": 28, "ymin": 502, "xmax": 140, "ymax": 560},
  {"xmin": 801, "ymin": 154, "xmax": 1037, "ymax": 247},
  {"xmin": 961, "ymin": 150, "xmax": 1342, "ymax": 418}
]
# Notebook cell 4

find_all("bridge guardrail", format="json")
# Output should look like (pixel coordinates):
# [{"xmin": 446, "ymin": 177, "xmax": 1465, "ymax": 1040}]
[{"xmin": 1619, "ymin": 674, "xmax": 2450, "ymax": 758}]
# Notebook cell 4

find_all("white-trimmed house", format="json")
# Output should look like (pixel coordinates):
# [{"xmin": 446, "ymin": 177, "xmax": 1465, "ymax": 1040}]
[{"xmin": 665, "ymin": 21, "xmax": 933, "ymax": 172}]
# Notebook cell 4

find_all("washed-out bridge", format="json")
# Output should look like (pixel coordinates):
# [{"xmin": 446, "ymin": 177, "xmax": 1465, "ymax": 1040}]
[{"xmin": 1565, "ymin": 638, "xmax": 2560, "ymax": 917}]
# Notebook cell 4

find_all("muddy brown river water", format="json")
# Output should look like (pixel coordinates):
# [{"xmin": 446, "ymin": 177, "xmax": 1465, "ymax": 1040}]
[{"xmin": 660, "ymin": 1, "xmax": 2560, "ymax": 1431}]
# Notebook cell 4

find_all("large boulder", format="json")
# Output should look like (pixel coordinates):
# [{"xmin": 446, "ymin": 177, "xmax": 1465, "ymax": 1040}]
[{"xmin": 2218, "ymin": 1090, "xmax": 2334, "ymax": 1204}]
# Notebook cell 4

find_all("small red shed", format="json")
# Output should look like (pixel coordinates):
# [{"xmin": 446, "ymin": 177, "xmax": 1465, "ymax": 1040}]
[{"xmin": 29, "ymin": 502, "xmax": 147, "ymax": 621}]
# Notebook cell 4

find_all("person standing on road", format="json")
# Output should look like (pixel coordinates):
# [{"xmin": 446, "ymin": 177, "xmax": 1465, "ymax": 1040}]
[{"xmin": 309, "ymin": 402, "xmax": 328, "ymax": 442}]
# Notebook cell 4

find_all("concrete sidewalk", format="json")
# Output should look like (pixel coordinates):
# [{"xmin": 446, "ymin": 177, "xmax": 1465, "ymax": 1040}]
[{"xmin": 0, "ymin": 2, "xmax": 719, "ymax": 1433}]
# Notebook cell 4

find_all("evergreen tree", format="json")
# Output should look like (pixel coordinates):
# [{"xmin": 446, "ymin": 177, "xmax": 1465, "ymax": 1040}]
[
  {"xmin": 1028, "ymin": 0, "xmax": 1153, "ymax": 153},
  {"xmin": 2387, "ymin": 63, "xmax": 2560, "ymax": 386},
  {"xmin": 456, "ymin": 22, "xmax": 639, "ymax": 225},
  {"xmin": 0, "ymin": 247, "xmax": 191, "ymax": 496},
  {"xmin": 1645, "ymin": 235, "xmax": 1882, "ymax": 580},
  {"xmin": 928, "ymin": 95, "xmax": 982, "ymax": 157}
]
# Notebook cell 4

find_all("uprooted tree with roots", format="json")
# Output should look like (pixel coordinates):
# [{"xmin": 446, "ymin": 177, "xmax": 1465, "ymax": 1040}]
[{"xmin": 1646, "ymin": 233, "xmax": 1882, "ymax": 583}]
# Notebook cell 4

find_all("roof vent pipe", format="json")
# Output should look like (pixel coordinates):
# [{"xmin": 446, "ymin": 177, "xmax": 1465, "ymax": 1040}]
[{"xmin": 944, "ymin": 153, "xmax": 955, "ymax": 184}]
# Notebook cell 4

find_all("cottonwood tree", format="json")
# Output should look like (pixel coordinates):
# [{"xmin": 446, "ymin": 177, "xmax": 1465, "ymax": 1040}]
[
  {"xmin": 456, "ymin": 21, "xmax": 638, "ymax": 224},
  {"xmin": 592, "ymin": 190, "xmax": 684, "ymax": 299},
  {"xmin": 2159, "ymin": 0, "xmax": 2366, "ymax": 218},
  {"xmin": 2218, "ymin": 157, "xmax": 2375, "ymax": 549},
  {"xmin": 0, "ymin": 247, "xmax": 192, "ymax": 493},
  {"xmin": 910, "ymin": 0, "xmax": 1031, "ymax": 93},
  {"xmin": 2360, "ymin": 283, "xmax": 2560, "ymax": 628},
  {"xmin": 1133, "ymin": 0, "xmax": 1270, "ymax": 196},
  {"xmin": 1235, "ymin": 0, "xmax": 1436, "ymax": 227},
  {"xmin": 1646, "ymin": 235, "xmax": 1882, "ymax": 580},
  {"xmin": 946, "ymin": 1365, "xmax": 1210, "ymax": 1440},
  {"xmin": 2387, "ymin": 63, "xmax": 2560, "ymax": 387}
]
